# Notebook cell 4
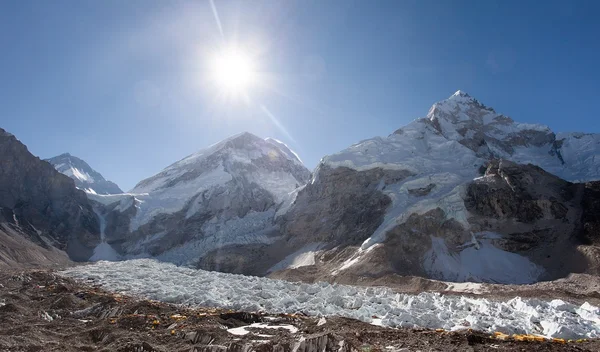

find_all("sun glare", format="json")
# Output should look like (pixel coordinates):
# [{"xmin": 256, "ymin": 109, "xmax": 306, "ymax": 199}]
[{"xmin": 210, "ymin": 47, "xmax": 257, "ymax": 94}]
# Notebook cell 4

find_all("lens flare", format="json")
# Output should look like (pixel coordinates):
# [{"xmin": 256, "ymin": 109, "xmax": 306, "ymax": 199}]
[{"xmin": 210, "ymin": 47, "xmax": 256, "ymax": 94}]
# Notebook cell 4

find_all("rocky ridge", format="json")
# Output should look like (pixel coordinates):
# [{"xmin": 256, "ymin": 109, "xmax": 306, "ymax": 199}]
[{"xmin": 0, "ymin": 128, "xmax": 100, "ymax": 265}]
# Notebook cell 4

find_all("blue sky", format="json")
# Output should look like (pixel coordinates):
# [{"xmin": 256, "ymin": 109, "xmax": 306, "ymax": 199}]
[{"xmin": 1, "ymin": 0, "xmax": 599, "ymax": 191}]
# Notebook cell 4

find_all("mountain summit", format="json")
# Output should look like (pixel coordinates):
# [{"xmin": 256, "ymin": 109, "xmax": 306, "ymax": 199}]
[
  {"xmin": 46, "ymin": 153, "xmax": 123, "ymax": 195},
  {"xmin": 386, "ymin": 91, "xmax": 600, "ymax": 182}
]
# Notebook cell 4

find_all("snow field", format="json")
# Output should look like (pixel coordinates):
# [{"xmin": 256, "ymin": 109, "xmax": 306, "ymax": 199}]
[{"xmin": 60, "ymin": 259, "xmax": 600, "ymax": 340}]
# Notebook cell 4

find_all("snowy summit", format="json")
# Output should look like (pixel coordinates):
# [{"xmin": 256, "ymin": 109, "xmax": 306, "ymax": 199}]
[{"xmin": 46, "ymin": 153, "xmax": 123, "ymax": 195}]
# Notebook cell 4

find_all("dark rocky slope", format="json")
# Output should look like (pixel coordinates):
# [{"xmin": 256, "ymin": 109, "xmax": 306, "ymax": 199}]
[
  {"xmin": 266, "ymin": 160, "xmax": 600, "ymax": 284},
  {"xmin": 0, "ymin": 128, "xmax": 100, "ymax": 265}
]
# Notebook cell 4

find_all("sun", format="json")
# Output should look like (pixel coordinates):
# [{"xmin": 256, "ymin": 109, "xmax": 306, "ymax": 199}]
[{"xmin": 209, "ymin": 47, "xmax": 257, "ymax": 94}]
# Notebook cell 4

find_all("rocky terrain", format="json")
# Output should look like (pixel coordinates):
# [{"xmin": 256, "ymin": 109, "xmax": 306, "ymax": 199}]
[
  {"xmin": 1, "ymin": 269, "xmax": 599, "ymax": 352},
  {"xmin": 0, "ymin": 128, "xmax": 100, "ymax": 266},
  {"xmin": 46, "ymin": 153, "xmax": 123, "ymax": 195}
]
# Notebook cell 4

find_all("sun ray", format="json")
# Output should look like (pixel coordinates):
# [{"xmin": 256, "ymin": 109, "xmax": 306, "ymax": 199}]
[
  {"xmin": 260, "ymin": 104, "xmax": 296, "ymax": 143},
  {"xmin": 209, "ymin": 0, "xmax": 224, "ymax": 38}
]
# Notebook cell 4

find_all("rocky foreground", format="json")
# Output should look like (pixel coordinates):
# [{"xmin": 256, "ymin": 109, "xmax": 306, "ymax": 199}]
[{"xmin": 0, "ymin": 270, "xmax": 598, "ymax": 352}]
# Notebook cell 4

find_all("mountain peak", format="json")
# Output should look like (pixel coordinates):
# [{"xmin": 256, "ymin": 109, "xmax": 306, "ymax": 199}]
[
  {"xmin": 132, "ymin": 132, "xmax": 310, "ymax": 194},
  {"xmin": 427, "ymin": 91, "xmax": 492, "ymax": 122},
  {"xmin": 127, "ymin": 131, "xmax": 311, "ymax": 233},
  {"xmin": 446, "ymin": 90, "xmax": 477, "ymax": 104},
  {"xmin": 0, "ymin": 127, "xmax": 14, "ymax": 137},
  {"xmin": 228, "ymin": 131, "xmax": 260, "ymax": 141},
  {"xmin": 452, "ymin": 90, "xmax": 469, "ymax": 97},
  {"xmin": 45, "ymin": 153, "xmax": 123, "ymax": 195}
]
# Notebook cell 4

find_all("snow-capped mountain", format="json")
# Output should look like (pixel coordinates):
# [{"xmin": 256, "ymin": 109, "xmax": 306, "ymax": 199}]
[
  {"xmin": 261, "ymin": 91, "xmax": 600, "ymax": 284},
  {"xmin": 324, "ymin": 90, "xmax": 598, "ymax": 182},
  {"xmin": 260, "ymin": 91, "xmax": 600, "ymax": 285},
  {"xmin": 94, "ymin": 132, "xmax": 310, "ymax": 267},
  {"xmin": 46, "ymin": 153, "xmax": 123, "ymax": 195},
  {"xmin": 81, "ymin": 91, "xmax": 600, "ymax": 285}
]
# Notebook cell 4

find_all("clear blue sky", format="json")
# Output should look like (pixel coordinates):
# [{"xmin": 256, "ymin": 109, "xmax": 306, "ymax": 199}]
[{"xmin": 1, "ymin": 0, "xmax": 599, "ymax": 191}]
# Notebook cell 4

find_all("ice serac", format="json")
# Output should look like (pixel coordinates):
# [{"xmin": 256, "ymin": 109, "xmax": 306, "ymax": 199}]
[
  {"xmin": 104, "ymin": 132, "xmax": 310, "ymax": 266},
  {"xmin": 0, "ymin": 128, "xmax": 101, "ymax": 266},
  {"xmin": 265, "ymin": 91, "xmax": 600, "ymax": 284},
  {"xmin": 45, "ymin": 153, "xmax": 123, "ymax": 195}
]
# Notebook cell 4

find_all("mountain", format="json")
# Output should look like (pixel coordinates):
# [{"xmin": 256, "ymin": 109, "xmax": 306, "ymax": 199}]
[
  {"xmin": 76, "ymin": 91, "xmax": 600, "ymax": 284},
  {"xmin": 0, "ymin": 128, "xmax": 100, "ymax": 267},
  {"xmin": 45, "ymin": 153, "xmax": 123, "ymax": 195},
  {"xmin": 191, "ymin": 91, "xmax": 600, "ymax": 284},
  {"xmin": 92, "ymin": 132, "xmax": 311, "ymax": 265}
]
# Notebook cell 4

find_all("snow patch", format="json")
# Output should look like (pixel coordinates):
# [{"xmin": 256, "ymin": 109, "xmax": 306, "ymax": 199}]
[
  {"xmin": 64, "ymin": 167, "xmax": 94, "ymax": 183},
  {"xmin": 227, "ymin": 323, "xmax": 298, "ymax": 336},
  {"xmin": 423, "ymin": 233, "xmax": 544, "ymax": 284},
  {"xmin": 268, "ymin": 243, "xmax": 322, "ymax": 273},
  {"xmin": 444, "ymin": 282, "xmax": 485, "ymax": 294}
]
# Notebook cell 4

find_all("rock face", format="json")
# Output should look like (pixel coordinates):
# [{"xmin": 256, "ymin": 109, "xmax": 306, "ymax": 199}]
[
  {"xmin": 95, "ymin": 132, "xmax": 310, "ymax": 265},
  {"xmin": 45, "ymin": 153, "xmax": 123, "ymax": 195},
  {"xmin": 0, "ymin": 128, "xmax": 100, "ymax": 265},
  {"xmin": 0, "ymin": 208, "xmax": 72, "ymax": 268},
  {"xmin": 581, "ymin": 181, "xmax": 600, "ymax": 246}
]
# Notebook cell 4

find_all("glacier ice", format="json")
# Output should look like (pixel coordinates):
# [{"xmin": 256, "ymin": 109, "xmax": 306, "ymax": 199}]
[{"xmin": 60, "ymin": 259, "xmax": 600, "ymax": 339}]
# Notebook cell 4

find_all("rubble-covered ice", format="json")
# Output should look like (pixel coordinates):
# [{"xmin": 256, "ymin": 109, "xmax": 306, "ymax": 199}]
[{"xmin": 60, "ymin": 259, "xmax": 600, "ymax": 339}]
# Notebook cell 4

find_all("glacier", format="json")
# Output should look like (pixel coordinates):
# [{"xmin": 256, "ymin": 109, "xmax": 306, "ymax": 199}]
[{"xmin": 60, "ymin": 259, "xmax": 600, "ymax": 340}]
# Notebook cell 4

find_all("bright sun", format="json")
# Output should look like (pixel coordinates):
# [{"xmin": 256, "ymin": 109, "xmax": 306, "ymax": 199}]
[{"xmin": 210, "ymin": 47, "xmax": 257, "ymax": 94}]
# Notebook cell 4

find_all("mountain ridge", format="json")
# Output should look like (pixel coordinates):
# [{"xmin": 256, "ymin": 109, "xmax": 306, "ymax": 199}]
[
  {"xmin": 2, "ymin": 90, "xmax": 599, "ymax": 285},
  {"xmin": 0, "ymin": 127, "xmax": 100, "ymax": 266}
]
